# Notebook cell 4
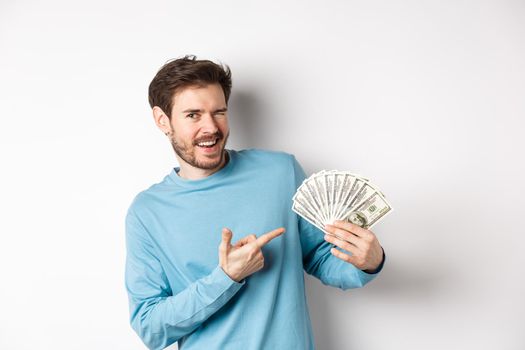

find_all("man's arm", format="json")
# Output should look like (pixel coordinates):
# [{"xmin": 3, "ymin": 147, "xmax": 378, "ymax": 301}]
[
  {"xmin": 125, "ymin": 212, "xmax": 284, "ymax": 350},
  {"xmin": 290, "ymin": 155, "xmax": 385, "ymax": 290},
  {"xmin": 299, "ymin": 216, "xmax": 384, "ymax": 289},
  {"xmin": 125, "ymin": 211, "xmax": 244, "ymax": 350}
]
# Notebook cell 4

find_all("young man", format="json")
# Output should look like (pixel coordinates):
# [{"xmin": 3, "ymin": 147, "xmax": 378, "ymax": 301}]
[{"xmin": 125, "ymin": 55, "xmax": 385, "ymax": 350}]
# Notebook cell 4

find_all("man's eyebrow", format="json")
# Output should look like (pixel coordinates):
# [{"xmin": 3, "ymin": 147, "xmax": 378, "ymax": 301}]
[
  {"xmin": 181, "ymin": 108, "xmax": 228, "ymax": 113},
  {"xmin": 182, "ymin": 109, "xmax": 203, "ymax": 113}
]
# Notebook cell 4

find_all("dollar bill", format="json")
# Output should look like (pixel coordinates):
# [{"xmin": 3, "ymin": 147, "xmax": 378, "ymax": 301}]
[
  {"xmin": 333, "ymin": 177, "xmax": 365, "ymax": 220},
  {"xmin": 302, "ymin": 176, "xmax": 328, "ymax": 223},
  {"xmin": 343, "ymin": 191, "xmax": 392, "ymax": 229},
  {"xmin": 293, "ymin": 188, "xmax": 324, "ymax": 228},
  {"xmin": 292, "ymin": 201, "xmax": 330, "ymax": 235},
  {"xmin": 292, "ymin": 169, "xmax": 393, "ymax": 233},
  {"xmin": 312, "ymin": 173, "xmax": 330, "ymax": 223}
]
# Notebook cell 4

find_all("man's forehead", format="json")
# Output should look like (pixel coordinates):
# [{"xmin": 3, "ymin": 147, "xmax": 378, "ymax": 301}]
[{"xmin": 172, "ymin": 83, "xmax": 225, "ymax": 108}]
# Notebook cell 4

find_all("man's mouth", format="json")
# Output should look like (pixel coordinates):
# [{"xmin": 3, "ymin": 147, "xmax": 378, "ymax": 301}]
[{"xmin": 195, "ymin": 138, "xmax": 219, "ymax": 148}]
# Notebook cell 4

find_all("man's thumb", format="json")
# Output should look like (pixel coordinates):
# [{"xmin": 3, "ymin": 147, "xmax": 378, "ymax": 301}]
[{"xmin": 221, "ymin": 228, "xmax": 233, "ymax": 248}]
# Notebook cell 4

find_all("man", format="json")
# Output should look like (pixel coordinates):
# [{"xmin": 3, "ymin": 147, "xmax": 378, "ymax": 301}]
[{"xmin": 125, "ymin": 55, "xmax": 385, "ymax": 350}]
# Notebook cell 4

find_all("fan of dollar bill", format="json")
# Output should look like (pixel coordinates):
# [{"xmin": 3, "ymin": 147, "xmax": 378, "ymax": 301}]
[{"xmin": 292, "ymin": 170, "xmax": 393, "ymax": 235}]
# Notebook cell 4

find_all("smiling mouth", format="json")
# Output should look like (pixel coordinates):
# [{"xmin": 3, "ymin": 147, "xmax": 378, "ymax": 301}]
[{"xmin": 195, "ymin": 138, "xmax": 219, "ymax": 148}]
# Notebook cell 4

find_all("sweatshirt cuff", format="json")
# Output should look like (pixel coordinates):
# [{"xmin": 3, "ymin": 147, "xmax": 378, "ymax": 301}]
[{"xmin": 212, "ymin": 265, "xmax": 245, "ymax": 291}]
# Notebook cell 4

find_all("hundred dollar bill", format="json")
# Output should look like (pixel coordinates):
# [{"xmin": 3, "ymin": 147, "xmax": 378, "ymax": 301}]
[
  {"xmin": 350, "ymin": 182, "xmax": 377, "ymax": 210},
  {"xmin": 292, "ymin": 201, "xmax": 330, "ymax": 235},
  {"xmin": 332, "ymin": 173, "xmax": 355, "ymax": 221},
  {"xmin": 293, "ymin": 188, "xmax": 325, "ymax": 228},
  {"xmin": 333, "ymin": 177, "xmax": 366, "ymax": 220},
  {"xmin": 298, "ymin": 176, "xmax": 327, "ymax": 224},
  {"xmin": 312, "ymin": 173, "xmax": 330, "ymax": 223},
  {"xmin": 332, "ymin": 172, "xmax": 345, "ymax": 222},
  {"xmin": 343, "ymin": 191, "xmax": 393, "ymax": 229},
  {"xmin": 325, "ymin": 171, "xmax": 336, "ymax": 222}
]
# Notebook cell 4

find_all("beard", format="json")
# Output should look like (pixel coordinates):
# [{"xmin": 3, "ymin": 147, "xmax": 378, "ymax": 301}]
[{"xmin": 168, "ymin": 129, "xmax": 229, "ymax": 171}]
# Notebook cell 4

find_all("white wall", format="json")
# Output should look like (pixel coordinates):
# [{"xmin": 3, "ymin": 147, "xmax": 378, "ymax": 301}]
[{"xmin": 1, "ymin": 0, "xmax": 524, "ymax": 349}]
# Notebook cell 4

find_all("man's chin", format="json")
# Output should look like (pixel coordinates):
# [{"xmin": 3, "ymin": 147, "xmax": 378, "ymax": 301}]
[{"xmin": 195, "ymin": 148, "xmax": 226, "ymax": 169}]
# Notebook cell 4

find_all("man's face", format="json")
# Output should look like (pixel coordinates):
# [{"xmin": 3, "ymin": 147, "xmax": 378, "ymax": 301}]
[{"xmin": 166, "ymin": 83, "xmax": 230, "ymax": 171}]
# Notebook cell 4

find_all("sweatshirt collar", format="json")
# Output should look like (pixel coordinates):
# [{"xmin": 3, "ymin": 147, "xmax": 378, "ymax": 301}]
[{"xmin": 168, "ymin": 149, "xmax": 235, "ymax": 188}]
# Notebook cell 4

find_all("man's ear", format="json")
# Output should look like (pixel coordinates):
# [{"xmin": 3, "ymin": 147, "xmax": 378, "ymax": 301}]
[{"xmin": 152, "ymin": 106, "xmax": 171, "ymax": 134}]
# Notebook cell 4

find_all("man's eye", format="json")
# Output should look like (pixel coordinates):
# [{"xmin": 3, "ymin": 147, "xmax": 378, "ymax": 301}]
[{"xmin": 186, "ymin": 113, "xmax": 196, "ymax": 119}]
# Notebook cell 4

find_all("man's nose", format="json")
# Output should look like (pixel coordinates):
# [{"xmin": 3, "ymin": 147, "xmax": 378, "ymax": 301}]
[{"xmin": 200, "ymin": 114, "xmax": 219, "ymax": 133}]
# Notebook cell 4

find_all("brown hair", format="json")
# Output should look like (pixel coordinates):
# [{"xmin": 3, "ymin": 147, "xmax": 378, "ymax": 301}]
[{"xmin": 148, "ymin": 55, "xmax": 232, "ymax": 119}]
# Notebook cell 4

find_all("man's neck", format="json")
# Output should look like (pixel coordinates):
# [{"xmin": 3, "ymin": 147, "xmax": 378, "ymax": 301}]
[{"xmin": 176, "ymin": 151, "xmax": 228, "ymax": 180}]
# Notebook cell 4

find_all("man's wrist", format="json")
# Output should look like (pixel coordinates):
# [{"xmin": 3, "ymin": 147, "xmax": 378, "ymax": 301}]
[
  {"xmin": 362, "ymin": 247, "xmax": 385, "ymax": 274},
  {"xmin": 219, "ymin": 264, "xmax": 241, "ymax": 283}
]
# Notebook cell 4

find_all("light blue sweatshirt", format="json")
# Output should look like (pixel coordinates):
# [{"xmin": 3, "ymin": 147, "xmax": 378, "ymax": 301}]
[{"xmin": 125, "ymin": 149, "xmax": 382, "ymax": 350}]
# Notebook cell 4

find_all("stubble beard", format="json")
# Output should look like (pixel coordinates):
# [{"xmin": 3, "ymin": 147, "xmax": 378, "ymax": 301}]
[{"xmin": 168, "ymin": 130, "xmax": 229, "ymax": 170}]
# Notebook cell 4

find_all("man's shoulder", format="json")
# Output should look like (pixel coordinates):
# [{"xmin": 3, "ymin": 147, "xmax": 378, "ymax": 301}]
[
  {"xmin": 235, "ymin": 148, "xmax": 295, "ymax": 166},
  {"xmin": 126, "ymin": 174, "xmax": 171, "ymax": 217}
]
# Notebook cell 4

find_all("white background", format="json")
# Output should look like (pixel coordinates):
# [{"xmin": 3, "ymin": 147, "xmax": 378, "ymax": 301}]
[{"xmin": 1, "ymin": 0, "xmax": 524, "ymax": 349}]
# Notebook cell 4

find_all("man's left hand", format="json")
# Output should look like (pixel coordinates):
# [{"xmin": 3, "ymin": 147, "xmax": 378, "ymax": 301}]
[{"xmin": 324, "ymin": 220, "xmax": 384, "ymax": 273}]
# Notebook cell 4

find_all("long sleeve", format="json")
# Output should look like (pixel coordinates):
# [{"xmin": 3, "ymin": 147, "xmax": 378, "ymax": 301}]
[
  {"xmin": 290, "ymin": 155, "xmax": 384, "ymax": 290},
  {"xmin": 299, "ymin": 215, "xmax": 382, "ymax": 289},
  {"xmin": 125, "ymin": 211, "xmax": 245, "ymax": 350}
]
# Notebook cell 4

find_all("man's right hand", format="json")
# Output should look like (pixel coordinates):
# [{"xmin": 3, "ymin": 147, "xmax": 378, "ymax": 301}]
[{"xmin": 219, "ymin": 227, "xmax": 285, "ymax": 282}]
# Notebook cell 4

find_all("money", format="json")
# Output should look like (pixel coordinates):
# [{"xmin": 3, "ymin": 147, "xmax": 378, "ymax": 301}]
[{"xmin": 292, "ymin": 170, "xmax": 393, "ymax": 231}]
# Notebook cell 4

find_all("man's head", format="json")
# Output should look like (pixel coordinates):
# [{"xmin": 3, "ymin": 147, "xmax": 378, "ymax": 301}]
[
  {"xmin": 149, "ymin": 55, "xmax": 232, "ymax": 177},
  {"xmin": 148, "ymin": 55, "xmax": 232, "ymax": 119}
]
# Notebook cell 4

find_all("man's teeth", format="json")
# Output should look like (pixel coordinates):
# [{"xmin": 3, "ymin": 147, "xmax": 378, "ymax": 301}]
[{"xmin": 197, "ymin": 140, "xmax": 217, "ymax": 147}]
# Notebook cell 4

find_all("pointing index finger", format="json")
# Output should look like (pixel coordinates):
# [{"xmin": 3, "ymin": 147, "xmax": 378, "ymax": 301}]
[{"xmin": 255, "ymin": 227, "xmax": 285, "ymax": 247}]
